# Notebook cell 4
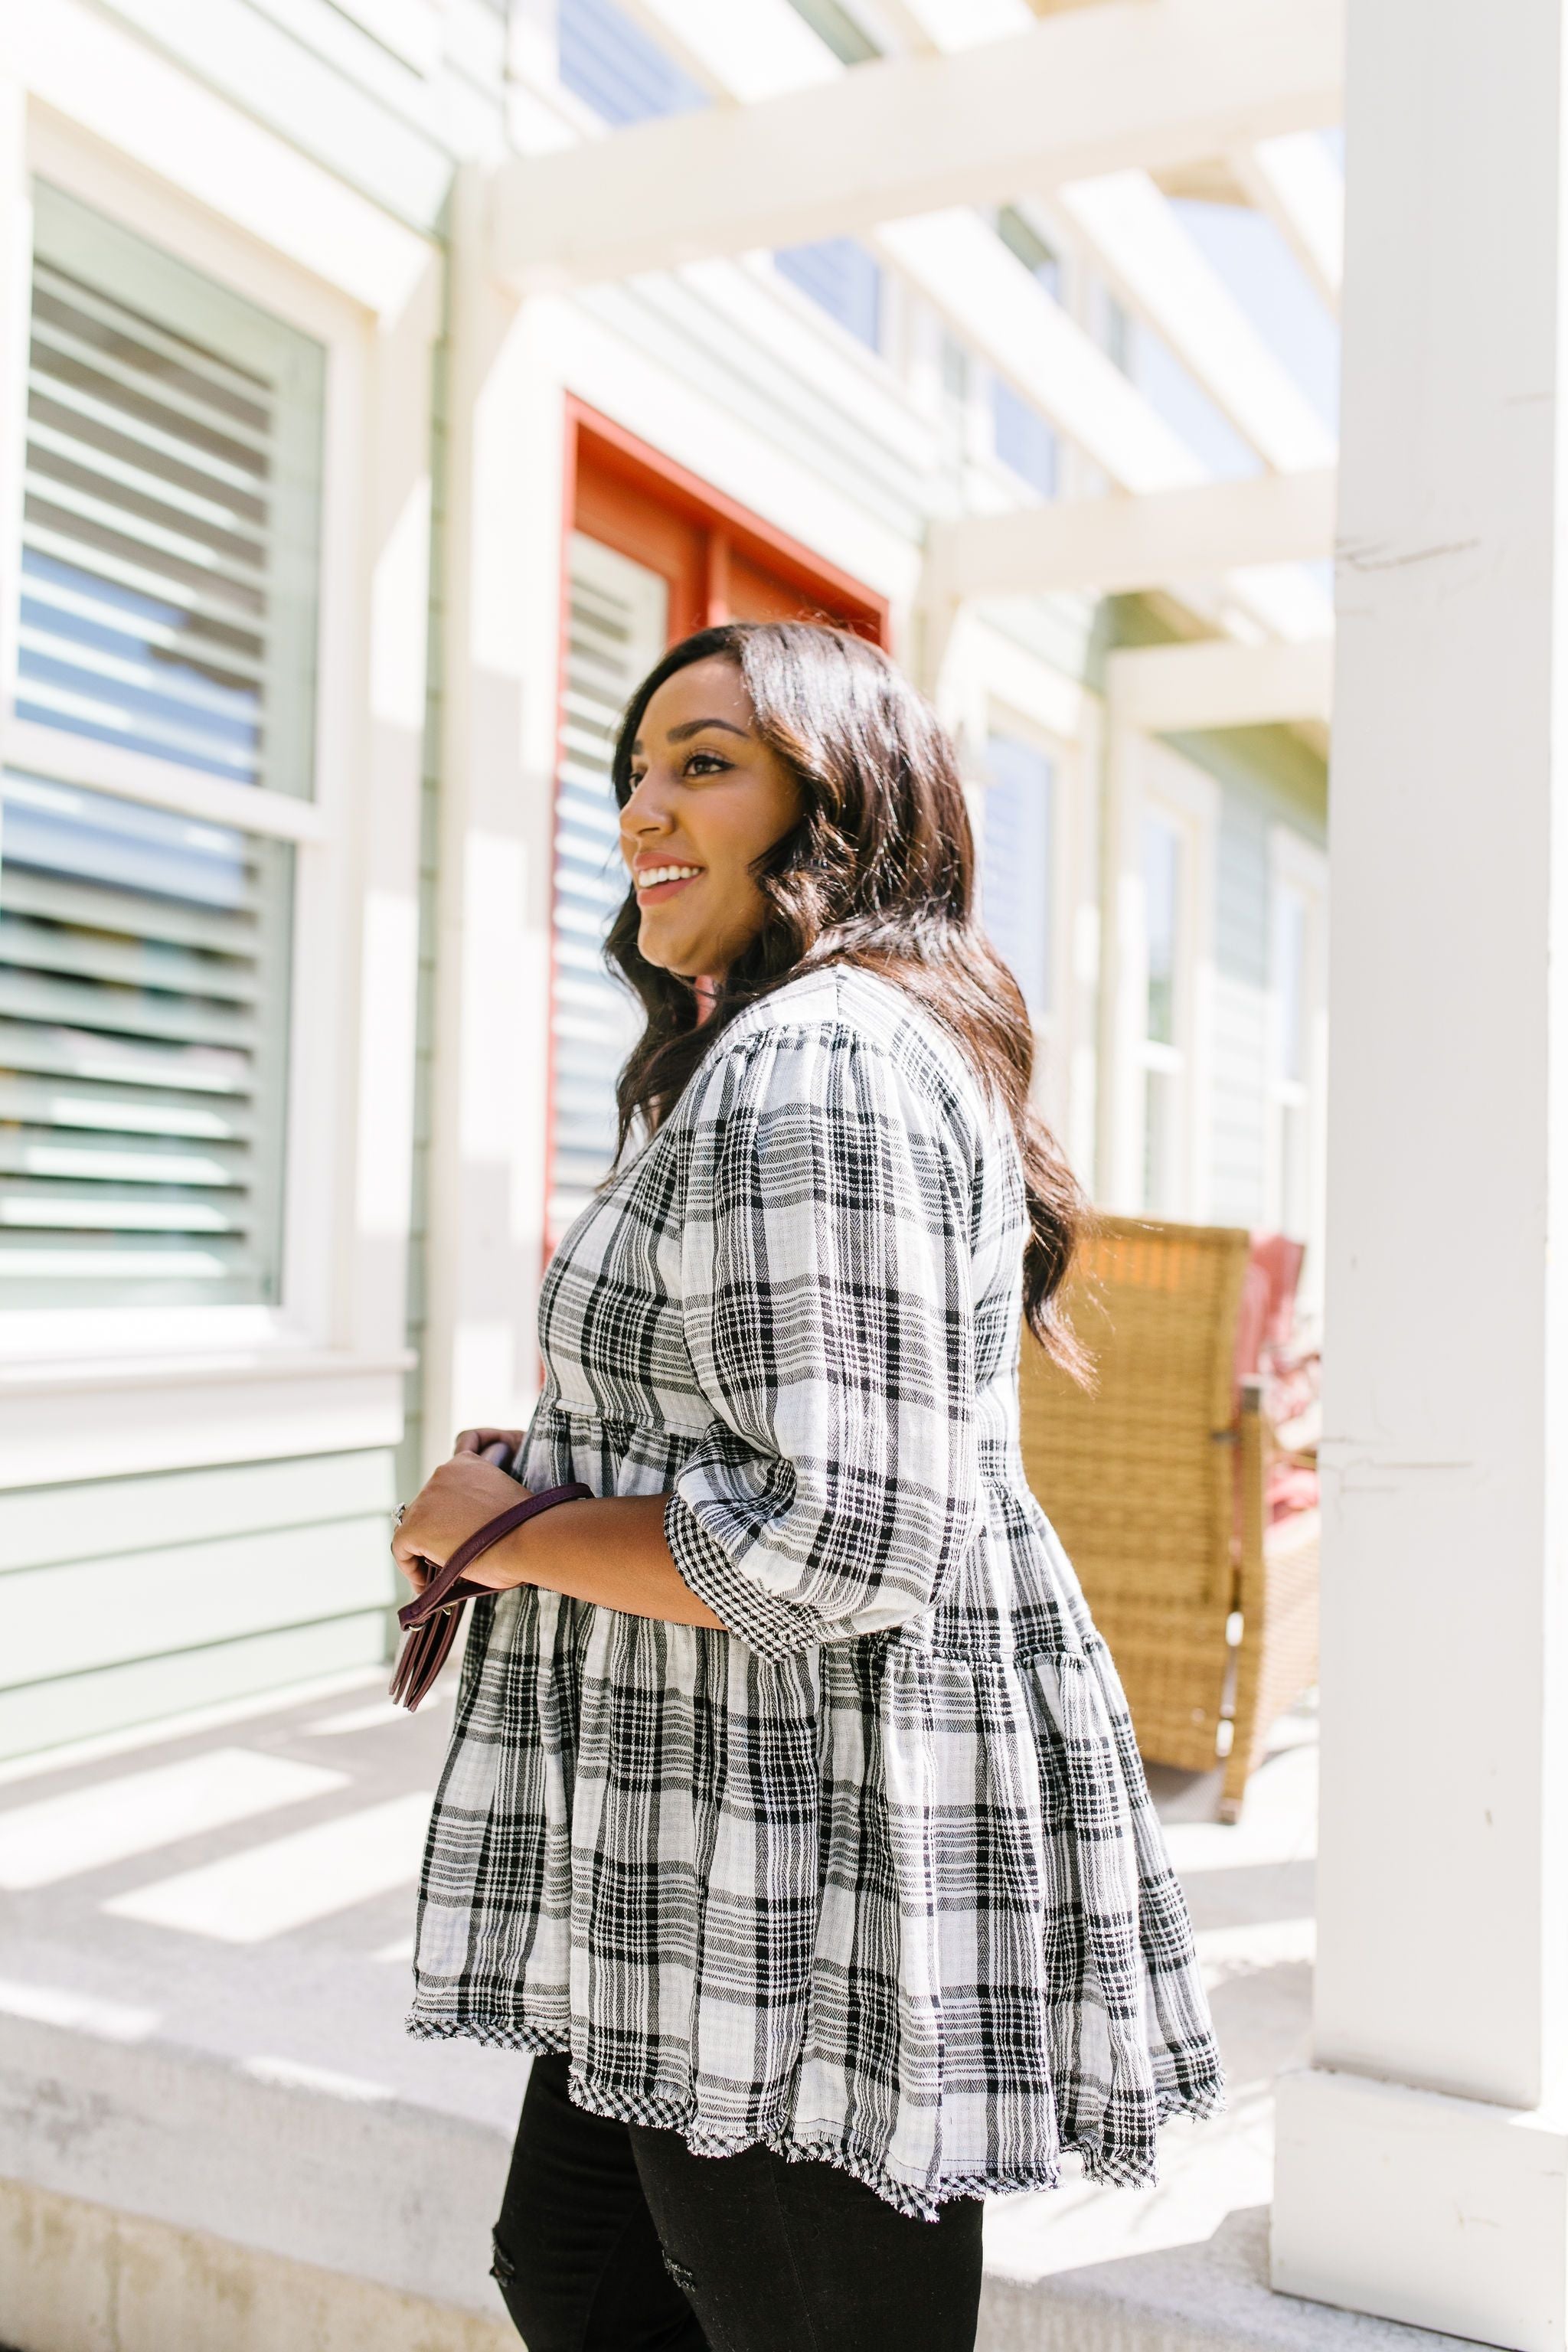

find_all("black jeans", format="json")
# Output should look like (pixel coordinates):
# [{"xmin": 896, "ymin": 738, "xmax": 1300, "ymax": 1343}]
[{"xmin": 491, "ymin": 2054, "xmax": 984, "ymax": 2352}]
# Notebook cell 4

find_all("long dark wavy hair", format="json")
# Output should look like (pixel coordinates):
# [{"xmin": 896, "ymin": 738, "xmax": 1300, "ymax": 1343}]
[{"xmin": 603, "ymin": 620, "xmax": 1088, "ymax": 1373}]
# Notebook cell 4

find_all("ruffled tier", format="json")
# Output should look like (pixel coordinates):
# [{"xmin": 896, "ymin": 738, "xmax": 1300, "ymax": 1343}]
[{"xmin": 407, "ymin": 1567, "xmax": 1224, "ymax": 2216}]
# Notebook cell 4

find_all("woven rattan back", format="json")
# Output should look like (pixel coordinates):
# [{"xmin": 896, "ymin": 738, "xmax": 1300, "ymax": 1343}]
[{"xmin": 1019, "ymin": 1217, "xmax": 1252, "ymax": 1772}]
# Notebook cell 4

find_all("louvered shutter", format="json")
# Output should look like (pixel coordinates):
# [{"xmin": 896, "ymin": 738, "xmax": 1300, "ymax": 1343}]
[
  {"xmin": 0, "ymin": 186, "xmax": 324, "ymax": 1308},
  {"xmin": 18, "ymin": 182, "xmax": 322, "ymax": 796},
  {"xmin": 547, "ymin": 534, "xmax": 668, "ymax": 1250}
]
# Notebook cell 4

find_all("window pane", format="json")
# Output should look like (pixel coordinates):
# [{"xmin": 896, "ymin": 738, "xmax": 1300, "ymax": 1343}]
[
  {"xmin": 0, "ymin": 772, "xmax": 292, "ymax": 1306},
  {"xmin": 980, "ymin": 733, "xmax": 1054, "ymax": 1014},
  {"xmin": 991, "ymin": 379, "xmax": 1058, "ymax": 497},
  {"xmin": 1143, "ymin": 815, "xmax": 1181, "ymax": 1046},
  {"xmin": 774, "ymin": 240, "xmax": 883, "ymax": 350},
  {"xmin": 557, "ymin": 0, "xmax": 708, "ymax": 123},
  {"xmin": 23, "ymin": 184, "xmax": 325, "ymax": 799}
]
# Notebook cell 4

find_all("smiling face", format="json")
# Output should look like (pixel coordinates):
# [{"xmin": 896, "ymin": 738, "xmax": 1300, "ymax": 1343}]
[{"xmin": 619, "ymin": 656, "xmax": 803, "ymax": 982}]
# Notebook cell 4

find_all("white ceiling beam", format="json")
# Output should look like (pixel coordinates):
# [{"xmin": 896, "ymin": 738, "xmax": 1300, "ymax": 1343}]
[
  {"xmin": 1056, "ymin": 170, "xmax": 1338, "ymax": 470},
  {"xmin": 1108, "ymin": 635, "xmax": 1334, "ymax": 730},
  {"xmin": 875, "ymin": 211, "xmax": 1202, "ymax": 494},
  {"xmin": 1233, "ymin": 131, "xmax": 1344, "ymax": 314},
  {"xmin": 927, "ymin": 467, "xmax": 1336, "ymax": 600},
  {"xmin": 489, "ymin": 0, "xmax": 1344, "ymax": 294}
]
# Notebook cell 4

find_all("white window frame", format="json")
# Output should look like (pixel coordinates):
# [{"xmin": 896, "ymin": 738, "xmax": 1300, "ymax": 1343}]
[
  {"xmin": 1266, "ymin": 823, "xmax": 1330, "ymax": 1308},
  {"xmin": 0, "ymin": 82, "xmax": 439, "ymax": 1483},
  {"xmin": 1108, "ymin": 735, "xmax": 1218, "ymax": 1220}
]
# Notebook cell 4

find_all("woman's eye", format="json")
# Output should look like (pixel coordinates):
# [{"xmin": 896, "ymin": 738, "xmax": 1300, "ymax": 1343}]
[{"xmin": 684, "ymin": 752, "xmax": 730, "ymax": 777}]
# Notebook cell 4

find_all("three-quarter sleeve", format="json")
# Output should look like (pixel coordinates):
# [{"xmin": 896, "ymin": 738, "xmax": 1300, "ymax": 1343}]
[{"xmin": 663, "ymin": 1013, "xmax": 981, "ymax": 1659}]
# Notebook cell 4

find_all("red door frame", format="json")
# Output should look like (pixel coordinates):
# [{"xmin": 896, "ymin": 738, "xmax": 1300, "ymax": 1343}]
[{"xmin": 560, "ymin": 397, "xmax": 891, "ymax": 646}]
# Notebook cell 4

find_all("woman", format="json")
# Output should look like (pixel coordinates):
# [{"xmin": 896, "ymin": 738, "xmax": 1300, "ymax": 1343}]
[{"xmin": 394, "ymin": 622, "xmax": 1223, "ymax": 2352}]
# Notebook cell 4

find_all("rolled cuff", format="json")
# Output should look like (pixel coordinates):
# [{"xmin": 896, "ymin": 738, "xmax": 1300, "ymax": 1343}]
[{"xmin": 662, "ymin": 1488, "xmax": 822, "ymax": 1662}]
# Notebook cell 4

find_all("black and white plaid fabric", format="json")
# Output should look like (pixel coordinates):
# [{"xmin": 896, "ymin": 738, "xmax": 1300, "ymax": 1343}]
[{"xmin": 408, "ymin": 964, "xmax": 1223, "ymax": 2216}]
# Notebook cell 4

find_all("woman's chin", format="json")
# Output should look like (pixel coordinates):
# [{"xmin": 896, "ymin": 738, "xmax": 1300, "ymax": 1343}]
[{"xmin": 638, "ymin": 922, "xmax": 704, "ymax": 977}]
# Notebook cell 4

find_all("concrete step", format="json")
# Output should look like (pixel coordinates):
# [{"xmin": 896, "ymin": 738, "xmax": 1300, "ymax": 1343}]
[{"xmin": 0, "ymin": 2004, "xmax": 1465, "ymax": 2352}]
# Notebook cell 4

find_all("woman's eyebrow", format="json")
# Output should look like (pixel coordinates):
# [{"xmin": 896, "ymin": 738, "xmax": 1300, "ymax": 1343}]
[{"xmin": 665, "ymin": 717, "xmax": 750, "ymax": 744}]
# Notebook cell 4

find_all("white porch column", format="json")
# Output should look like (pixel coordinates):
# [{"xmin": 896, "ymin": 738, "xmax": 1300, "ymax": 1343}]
[
  {"xmin": 422, "ymin": 166, "xmax": 564, "ymax": 1472},
  {"xmin": 1271, "ymin": 4, "xmax": 1568, "ymax": 2347}
]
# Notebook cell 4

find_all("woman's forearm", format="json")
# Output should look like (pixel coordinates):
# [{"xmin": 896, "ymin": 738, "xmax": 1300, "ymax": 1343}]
[{"xmin": 493, "ymin": 1493, "xmax": 727, "ymax": 1630}]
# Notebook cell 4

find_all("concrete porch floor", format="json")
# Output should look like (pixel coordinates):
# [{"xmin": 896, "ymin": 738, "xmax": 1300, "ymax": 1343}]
[{"xmin": 0, "ymin": 1672, "xmax": 1461, "ymax": 2351}]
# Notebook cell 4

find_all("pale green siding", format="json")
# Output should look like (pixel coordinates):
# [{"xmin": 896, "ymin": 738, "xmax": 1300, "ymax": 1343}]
[
  {"xmin": 0, "ymin": 1450, "xmax": 397, "ymax": 1760},
  {"xmin": 1167, "ymin": 724, "xmax": 1328, "ymax": 1230}
]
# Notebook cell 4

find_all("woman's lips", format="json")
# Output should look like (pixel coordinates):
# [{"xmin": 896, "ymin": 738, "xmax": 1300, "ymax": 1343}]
[{"xmin": 635, "ymin": 870, "xmax": 703, "ymax": 903}]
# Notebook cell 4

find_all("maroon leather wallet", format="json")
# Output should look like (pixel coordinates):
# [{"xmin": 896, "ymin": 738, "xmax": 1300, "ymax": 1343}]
[{"xmin": 390, "ymin": 1458, "xmax": 593, "ymax": 1711}]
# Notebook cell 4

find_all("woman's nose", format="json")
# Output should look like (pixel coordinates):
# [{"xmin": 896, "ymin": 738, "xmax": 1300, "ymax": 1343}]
[{"xmin": 619, "ymin": 774, "xmax": 674, "ymax": 838}]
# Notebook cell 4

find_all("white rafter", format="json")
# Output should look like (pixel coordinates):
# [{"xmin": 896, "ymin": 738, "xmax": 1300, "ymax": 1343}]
[
  {"xmin": 1055, "ymin": 170, "xmax": 1338, "ymax": 470},
  {"xmin": 1233, "ymin": 131, "xmax": 1344, "ymax": 313},
  {"xmin": 926, "ymin": 469, "xmax": 1336, "ymax": 601},
  {"xmin": 490, "ymin": 0, "xmax": 1344, "ymax": 294},
  {"xmin": 876, "ymin": 211, "xmax": 1201, "ymax": 494}
]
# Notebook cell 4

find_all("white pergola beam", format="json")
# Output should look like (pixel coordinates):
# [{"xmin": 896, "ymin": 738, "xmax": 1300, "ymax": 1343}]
[
  {"xmin": 876, "ymin": 211, "xmax": 1201, "ymax": 494},
  {"xmin": 1107, "ymin": 635, "xmax": 1333, "ymax": 730},
  {"xmin": 1057, "ymin": 170, "xmax": 1338, "ymax": 470},
  {"xmin": 927, "ymin": 466, "xmax": 1337, "ymax": 599},
  {"xmin": 1234, "ymin": 130, "xmax": 1344, "ymax": 313},
  {"xmin": 609, "ymin": 0, "xmax": 1333, "ymax": 647},
  {"xmin": 489, "ymin": 0, "xmax": 1344, "ymax": 294}
]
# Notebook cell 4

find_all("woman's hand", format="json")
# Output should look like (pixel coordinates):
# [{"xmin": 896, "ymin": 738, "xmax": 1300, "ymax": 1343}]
[
  {"xmin": 452, "ymin": 1426, "xmax": 527, "ymax": 1463},
  {"xmin": 392, "ymin": 1455, "xmax": 534, "ymax": 1592}
]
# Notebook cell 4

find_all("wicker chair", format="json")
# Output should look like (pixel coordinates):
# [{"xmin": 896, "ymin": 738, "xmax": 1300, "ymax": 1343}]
[{"xmin": 1018, "ymin": 1216, "xmax": 1320, "ymax": 1821}]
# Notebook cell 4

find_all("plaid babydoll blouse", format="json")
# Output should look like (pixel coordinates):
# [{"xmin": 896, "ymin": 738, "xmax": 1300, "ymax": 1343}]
[{"xmin": 407, "ymin": 962, "xmax": 1223, "ymax": 2216}]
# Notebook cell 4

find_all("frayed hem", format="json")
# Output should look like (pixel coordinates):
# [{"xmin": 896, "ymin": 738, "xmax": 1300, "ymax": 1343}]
[{"xmin": 404, "ymin": 2010, "xmax": 1227, "ymax": 2218}]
